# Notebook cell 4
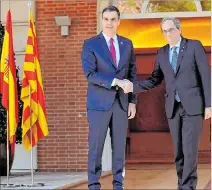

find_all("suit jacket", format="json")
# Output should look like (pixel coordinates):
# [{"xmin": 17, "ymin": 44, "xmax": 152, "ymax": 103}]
[
  {"xmin": 134, "ymin": 37, "xmax": 211, "ymax": 118},
  {"xmin": 81, "ymin": 32, "xmax": 137, "ymax": 111}
]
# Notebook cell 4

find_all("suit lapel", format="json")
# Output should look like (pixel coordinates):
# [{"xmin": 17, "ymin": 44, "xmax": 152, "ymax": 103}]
[
  {"xmin": 98, "ymin": 32, "xmax": 116, "ymax": 69},
  {"xmin": 117, "ymin": 35, "xmax": 125, "ymax": 70},
  {"xmin": 176, "ymin": 37, "xmax": 187, "ymax": 75}
]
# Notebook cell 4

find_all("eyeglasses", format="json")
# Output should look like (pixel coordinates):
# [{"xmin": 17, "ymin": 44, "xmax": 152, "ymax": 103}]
[{"xmin": 162, "ymin": 28, "xmax": 176, "ymax": 35}]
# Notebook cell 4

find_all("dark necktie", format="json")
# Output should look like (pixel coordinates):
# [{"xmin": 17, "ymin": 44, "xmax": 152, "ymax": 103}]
[
  {"xmin": 109, "ymin": 38, "xmax": 117, "ymax": 68},
  {"xmin": 171, "ymin": 46, "xmax": 180, "ymax": 102},
  {"xmin": 171, "ymin": 47, "xmax": 178, "ymax": 73}
]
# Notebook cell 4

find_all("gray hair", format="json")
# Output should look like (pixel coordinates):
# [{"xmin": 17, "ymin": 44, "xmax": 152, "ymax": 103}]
[{"xmin": 160, "ymin": 17, "xmax": 181, "ymax": 31}]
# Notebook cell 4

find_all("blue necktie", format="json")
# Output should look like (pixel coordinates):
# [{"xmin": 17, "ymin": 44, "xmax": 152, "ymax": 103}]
[
  {"xmin": 171, "ymin": 47, "xmax": 178, "ymax": 73},
  {"xmin": 171, "ymin": 47, "xmax": 180, "ymax": 102}
]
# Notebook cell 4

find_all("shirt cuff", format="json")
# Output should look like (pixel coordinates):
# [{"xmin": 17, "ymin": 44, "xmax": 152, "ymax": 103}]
[{"xmin": 111, "ymin": 78, "xmax": 117, "ymax": 86}]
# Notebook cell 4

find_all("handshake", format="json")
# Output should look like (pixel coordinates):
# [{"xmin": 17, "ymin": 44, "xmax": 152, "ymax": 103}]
[{"xmin": 115, "ymin": 79, "xmax": 133, "ymax": 94}]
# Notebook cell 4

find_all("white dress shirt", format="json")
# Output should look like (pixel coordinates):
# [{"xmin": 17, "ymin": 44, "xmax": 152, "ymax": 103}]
[
  {"xmin": 102, "ymin": 32, "xmax": 120, "ymax": 66},
  {"xmin": 102, "ymin": 32, "xmax": 120, "ymax": 87}
]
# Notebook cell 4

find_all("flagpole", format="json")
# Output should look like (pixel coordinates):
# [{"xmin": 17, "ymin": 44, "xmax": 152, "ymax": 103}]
[
  {"xmin": 29, "ymin": 87, "xmax": 34, "ymax": 186},
  {"xmin": 17, "ymin": 0, "xmax": 45, "ymax": 187},
  {"xmin": 27, "ymin": 0, "xmax": 34, "ymax": 186},
  {"xmin": 6, "ymin": 0, "xmax": 10, "ymax": 186},
  {"xmin": 29, "ymin": 91, "xmax": 34, "ymax": 186},
  {"xmin": 6, "ymin": 111, "xmax": 9, "ymax": 186}
]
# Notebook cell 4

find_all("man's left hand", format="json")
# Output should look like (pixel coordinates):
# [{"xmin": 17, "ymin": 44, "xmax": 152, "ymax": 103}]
[
  {"xmin": 204, "ymin": 107, "xmax": 211, "ymax": 120},
  {"xmin": 128, "ymin": 103, "xmax": 136, "ymax": 119},
  {"xmin": 115, "ymin": 79, "xmax": 133, "ymax": 94}
]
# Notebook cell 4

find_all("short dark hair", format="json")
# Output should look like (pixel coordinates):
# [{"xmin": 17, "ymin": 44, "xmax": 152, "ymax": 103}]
[{"xmin": 102, "ymin": 6, "xmax": 120, "ymax": 19}]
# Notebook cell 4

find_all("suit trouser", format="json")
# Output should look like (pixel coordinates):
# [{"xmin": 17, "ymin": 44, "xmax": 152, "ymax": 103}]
[
  {"xmin": 168, "ymin": 101, "xmax": 203, "ymax": 190},
  {"xmin": 87, "ymin": 97, "xmax": 128, "ymax": 189}
]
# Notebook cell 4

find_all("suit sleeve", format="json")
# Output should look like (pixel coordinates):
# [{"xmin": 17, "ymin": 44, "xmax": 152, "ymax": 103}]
[
  {"xmin": 81, "ymin": 40, "xmax": 114, "ymax": 89},
  {"xmin": 194, "ymin": 40, "xmax": 211, "ymax": 107},
  {"xmin": 133, "ymin": 51, "xmax": 164, "ymax": 93},
  {"xmin": 128, "ymin": 41, "xmax": 137, "ymax": 104}
]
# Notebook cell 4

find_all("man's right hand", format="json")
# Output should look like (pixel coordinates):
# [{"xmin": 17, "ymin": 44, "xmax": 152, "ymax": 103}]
[
  {"xmin": 115, "ymin": 79, "xmax": 133, "ymax": 93},
  {"xmin": 204, "ymin": 107, "xmax": 211, "ymax": 120}
]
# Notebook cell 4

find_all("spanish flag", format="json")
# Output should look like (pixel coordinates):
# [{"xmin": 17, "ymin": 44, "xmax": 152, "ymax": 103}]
[
  {"xmin": 0, "ymin": 10, "xmax": 18, "ymax": 153},
  {"xmin": 21, "ymin": 10, "xmax": 48, "ymax": 151}
]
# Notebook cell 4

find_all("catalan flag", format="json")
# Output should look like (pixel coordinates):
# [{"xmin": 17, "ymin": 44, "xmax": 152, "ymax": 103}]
[
  {"xmin": 0, "ymin": 10, "xmax": 18, "ymax": 153},
  {"xmin": 21, "ymin": 10, "xmax": 48, "ymax": 151}
]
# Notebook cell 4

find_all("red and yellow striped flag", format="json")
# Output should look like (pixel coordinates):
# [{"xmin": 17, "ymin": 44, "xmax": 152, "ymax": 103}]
[
  {"xmin": 21, "ymin": 10, "xmax": 48, "ymax": 151},
  {"xmin": 0, "ymin": 10, "xmax": 18, "ymax": 153}
]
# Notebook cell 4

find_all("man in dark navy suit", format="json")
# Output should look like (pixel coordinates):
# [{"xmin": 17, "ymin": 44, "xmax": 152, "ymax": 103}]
[
  {"xmin": 81, "ymin": 6, "xmax": 137, "ymax": 190},
  {"xmin": 117, "ymin": 17, "xmax": 211, "ymax": 190}
]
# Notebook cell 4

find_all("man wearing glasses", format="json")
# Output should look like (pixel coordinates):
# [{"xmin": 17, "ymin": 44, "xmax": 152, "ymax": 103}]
[{"xmin": 116, "ymin": 17, "xmax": 211, "ymax": 190}]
